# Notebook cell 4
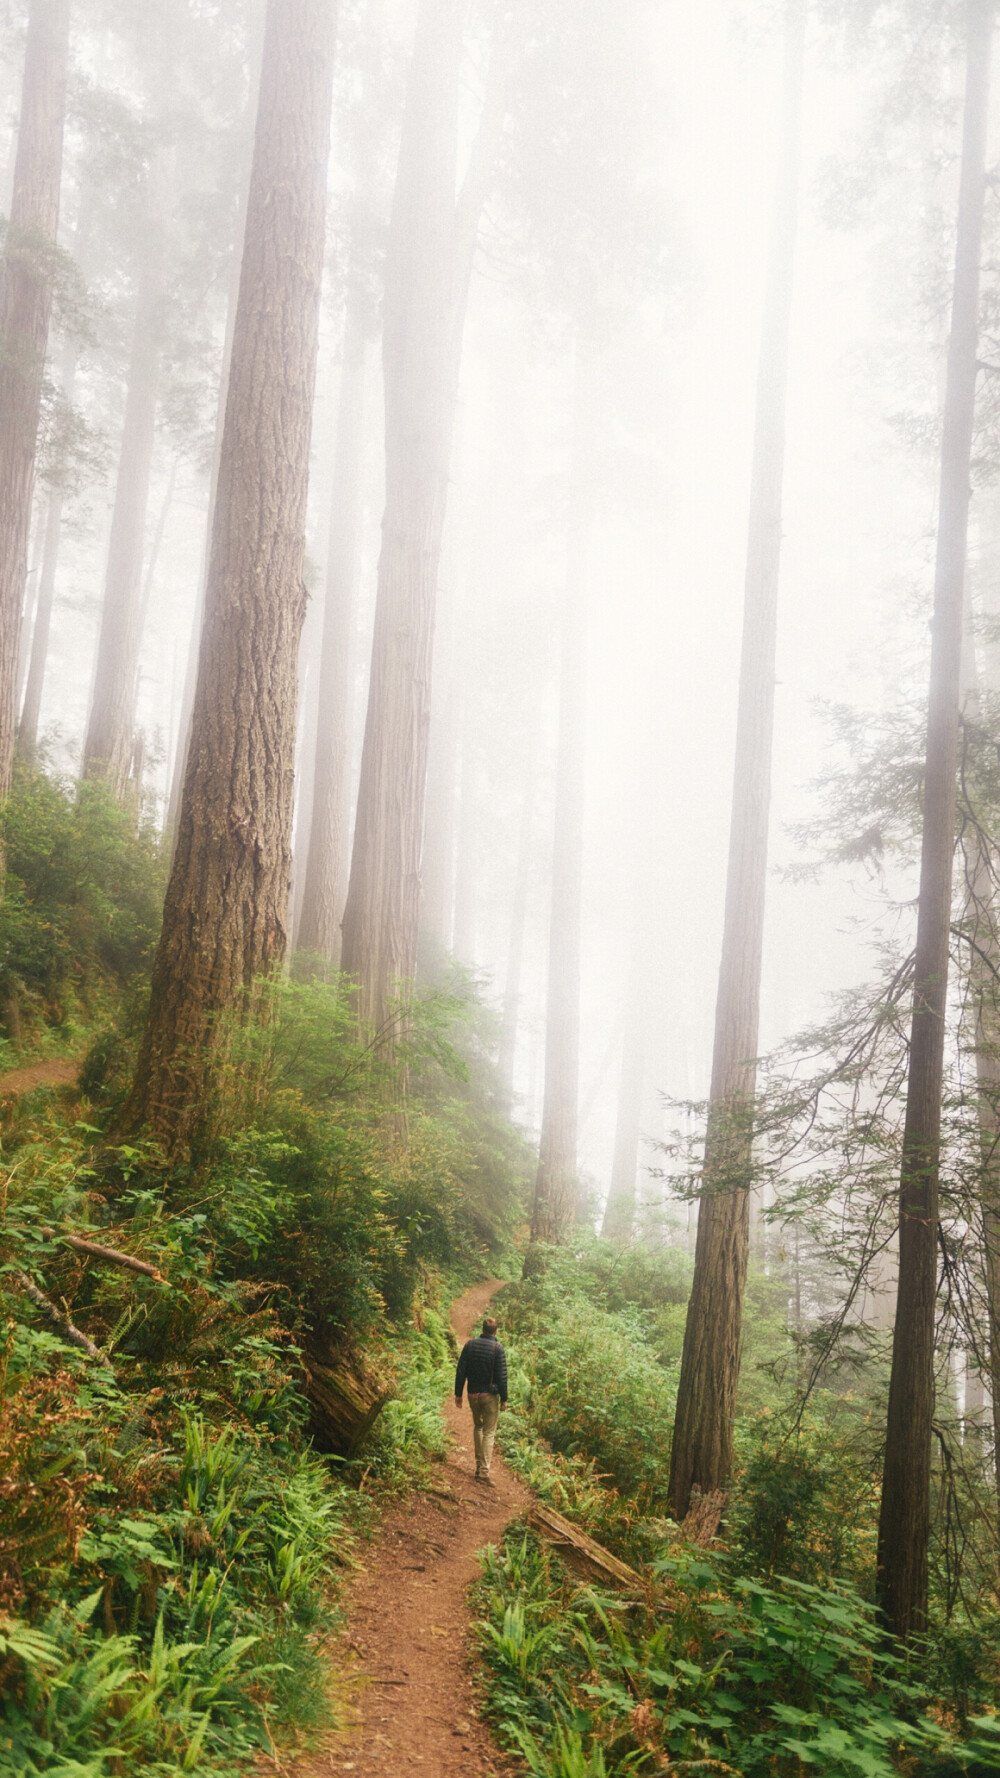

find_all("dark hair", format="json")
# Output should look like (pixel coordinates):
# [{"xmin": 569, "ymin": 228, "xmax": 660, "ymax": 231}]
[{"xmin": 482, "ymin": 1316, "xmax": 498, "ymax": 1337}]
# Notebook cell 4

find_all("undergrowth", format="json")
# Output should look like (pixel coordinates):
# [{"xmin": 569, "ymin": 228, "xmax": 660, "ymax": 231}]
[
  {"xmin": 0, "ymin": 889, "xmax": 529, "ymax": 1772},
  {"xmin": 477, "ymin": 1241, "xmax": 1000, "ymax": 1775}
]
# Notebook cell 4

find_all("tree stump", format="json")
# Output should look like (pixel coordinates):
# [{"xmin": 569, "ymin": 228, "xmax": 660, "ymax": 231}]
[{"xmin": 301, "ymin": 1344, "xmax": 395, "ymax": 1456}]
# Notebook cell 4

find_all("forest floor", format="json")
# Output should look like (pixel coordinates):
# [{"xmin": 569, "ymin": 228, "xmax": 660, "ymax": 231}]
[
  {"xmin": 285, "ymin": 1278, "xmax": 529, "ymax": 1778},
  {"xmin": 0, "ymin": 1055, "xmax": 79, "ymax": 1100}
]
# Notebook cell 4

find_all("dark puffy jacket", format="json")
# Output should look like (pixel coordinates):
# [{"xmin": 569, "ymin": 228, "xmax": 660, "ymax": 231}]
[{"xmin": 455, "ymin": 1335, "xmax": 508, "ymax": 1405}]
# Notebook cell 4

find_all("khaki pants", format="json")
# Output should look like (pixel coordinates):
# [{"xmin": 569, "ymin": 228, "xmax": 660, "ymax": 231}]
[{"xmin": 468, "ymin": 1392, "xmax": 500, "ymax": 1476}]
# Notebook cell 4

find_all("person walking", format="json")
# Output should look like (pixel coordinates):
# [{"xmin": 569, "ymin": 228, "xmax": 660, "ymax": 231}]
[{"xmin": 454, "ymin": 1314, "xmax": 508, "ymax": 1484}]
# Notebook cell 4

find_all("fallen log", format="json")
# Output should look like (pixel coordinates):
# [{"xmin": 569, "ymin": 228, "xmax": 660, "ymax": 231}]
[
  {"xmin": 528, "ymin": 1502, "xmax": 642, "ymax": 1590},
  {"xmin": 301, "ymin": 1344, "xmax": 395, "ymax": 1457},
  {"xmin": 16, "ymin": 1273, "xmax": 113, "ymax": 1368}
]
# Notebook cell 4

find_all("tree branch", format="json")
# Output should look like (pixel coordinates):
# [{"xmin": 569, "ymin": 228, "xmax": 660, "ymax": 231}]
[{"xmin": 15, "ymin": 1272, "xmax": 113, "ymax": 1367}]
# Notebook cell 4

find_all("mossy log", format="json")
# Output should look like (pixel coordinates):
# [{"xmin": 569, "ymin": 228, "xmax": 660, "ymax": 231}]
[
  {"xmin": 301, "ymin": 1345, "xmax": 395, "ymax": 1456},
  {"xmin": 528, "ymin": 1502, "xmax": 642, "ymax": 1590}
]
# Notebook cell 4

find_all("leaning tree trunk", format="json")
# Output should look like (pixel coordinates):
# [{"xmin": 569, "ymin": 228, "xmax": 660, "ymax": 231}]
[
  {"xmin": 119, "ymin": 0, "xmax": 334, "ymax": 1157},
  {"xmin": 82, "ymin": 254, "xmax": 160, "ymax": 798},
  {"xmin": 530, "ymin": 364, "xmax": 590, "ymax": 1245},
  {"xmin": 340, "ymin": 0, "xmax": 507, "ymax": 1030},
  {"xmin": 0, "ymin": 0, "xmax": 69, "ymax": 803},
  {"xmin": 667, "ymin": 0, "xmax": 804, "ymax": 1524},
  {"xmin": 876, "ymin": 0, "xmax": 992, "ymax": 1643},
  {"xmin": 296, "ymin": 289, "xmax": 369, "ymax": 964}
]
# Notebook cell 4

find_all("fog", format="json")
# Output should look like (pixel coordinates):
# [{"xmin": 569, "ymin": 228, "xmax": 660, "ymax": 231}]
[{"xmin": 2, "ymin": 0, "xmax": 975, "ymax": 1217}]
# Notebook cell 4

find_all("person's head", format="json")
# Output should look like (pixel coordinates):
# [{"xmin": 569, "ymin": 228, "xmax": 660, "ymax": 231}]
[{"xmin": 482, "ymin": 1316, "xmax": 498, "ymax": 1338}]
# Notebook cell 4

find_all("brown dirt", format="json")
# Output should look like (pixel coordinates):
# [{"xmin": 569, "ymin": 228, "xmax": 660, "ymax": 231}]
[
  {"xmin": 286, "ymin": 1278, "xmax": 530, "ymax": 1777},
  {"xmin": 0, "ymin": 1056, "xmax": 79, "ymax": 1099}
]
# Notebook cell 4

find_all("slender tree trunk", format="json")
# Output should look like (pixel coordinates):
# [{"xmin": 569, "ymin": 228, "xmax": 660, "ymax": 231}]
[
  {"xmin": 530, "ymin": 365, "xmax": 590, "ymax": 1244},
  {"xmin": 602, "ymin": 944, "xmax": 646, "ymax": 1243},
  {"xmin": 876, "ymin": 0, "xmax": 992, "ymax": 1643},
  {"xmin": 452, "ymin": 691, "xmax": 477, "ymax": 960},
  {"xmin": 17, "ymin": 474, "xmax": 62, "ymax": 755},
  {"xmin": 420, "ymin": 669, "xmax": 457, "ymax": 953},
  {"xmin": 82, "ymin": 257, "xmax": 160, "ymax": 797},
  {"xmin": 340, "ymin": 0, "xmax": 507, "ymax": 1027},
  {"xmin": 119, "ymin": 0, "xmax": 334, "ymax": 1157},
  {"xmin": 498, "ymin": 760, "xmax": 537, "ymax": 1110},
  {"xmin": 297, "ymin": 293, "xmax": 369, "ymax": 963},
  {"xmin": 0, "ymin": 0, "xmax": 69, "ymax": 802},
  {"xmin": 667, "ymin": 0, "xmax": 804, "ymax": 1522}
]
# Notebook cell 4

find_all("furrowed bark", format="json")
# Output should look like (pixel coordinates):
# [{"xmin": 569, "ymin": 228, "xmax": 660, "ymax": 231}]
[
  {"xmin": 667, "ymin": 0, "xmax": 804, "ymax": 1522},
  {"xmin": 0, "ymin": 0, "xmax": 70, "ymax": 803},
  {"xmin": 876, "ymin": 0, "xmax": 992, "ymax": 1642},
  {"xmin": 120, "ymin": 0, "xmax": 334, "ymax": 1157}
]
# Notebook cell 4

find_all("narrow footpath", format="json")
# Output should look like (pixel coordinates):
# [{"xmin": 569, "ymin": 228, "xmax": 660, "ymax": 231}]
[{"xmin": 291, "ymin": 1279, "xmax": 531, "ymax": 1777}]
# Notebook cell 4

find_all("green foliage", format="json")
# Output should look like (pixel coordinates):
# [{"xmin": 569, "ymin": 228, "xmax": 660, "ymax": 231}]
[
  {"xmin": 0, "ymin": 764, "xmax": 163, "ymax": 1047},
  {"xmin": 475, "ymin": 1530, "xmax": 1000, "ymax": 1777},
  {"xmin": 0, "ymin": 904, "xmax": 528, "ymax": 1770},
  {"xmin": 496, "ymin": 1242, "xmax": 684, "ymax": 1511}
]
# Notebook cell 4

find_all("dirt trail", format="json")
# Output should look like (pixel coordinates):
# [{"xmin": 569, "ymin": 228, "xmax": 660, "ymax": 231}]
[
  {"xmin": 0, "ymin": 1056, "xmax": 79, "ymax": 1099},
  {"xmin": 290, "ymin": 1278, "xmax": 529, "ymax": 1777}
]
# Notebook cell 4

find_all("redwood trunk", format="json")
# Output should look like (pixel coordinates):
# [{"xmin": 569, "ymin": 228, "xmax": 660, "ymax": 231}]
[
  {"xmin": 667, "ymin": 0, "xmax": 804, "ymax": 1522},
  {"xmin": 0, "ymin": 0, "xmax": 69, "ymax": 802},
  {"xmin": 340, "ymin": 0, "xmax": 505, "ymax": 1028},
  {"xmin": 531, "ymin": 377, "xmax": 589, "ymax": 1245},
  {"xmin": 82, "ymin": 258, "xmax": 160, "ymax": 797},
  {"xmin": 120, "ymin": 0, "xmax": 334, "ymax": 1156},
  {"xmin": 165, "ymin": 16, "xmax": 262, "ymax": 845},
  {"xmin": 876, "ymin": 0, "xmax": 991, "ymax": 1642},
  {"xmin": 296, "ymin": 292, "xmax": 369, "ymax": 963}
]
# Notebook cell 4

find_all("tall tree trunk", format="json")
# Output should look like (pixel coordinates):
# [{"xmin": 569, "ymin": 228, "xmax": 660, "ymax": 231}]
[
  {"xmin": 340, "ymin": 0, "xmax": 507, "ymax": 1028},
  {"xmin": 82, "ymin": 256, "xmax": 160, "ymax": 797},
  {"xmin": 602, "ymin": 944, "xmax": 646, "ymax": 1243},
  {"xmin": 119, "ymin": 0, "xmax": 334, "ymax": 1157},
  {"xmin": 420, "ymin": 668, "xmax": 457, "ymax": 953},
  {"xmin": 0, "ymin": 0, "xmax": 69, "ymax": 802},
  {"xmin": 18, "ymin": 419, "xmax": 68, "ymax": 755},
  {"xmin": 667, "ymin": 0, "xmax": 804, "ymax": 1523},
  {"xmin": 296, "ymin": 292, "xmax": 369, "ymax": 963},
  {"xmin": 498, "ymin": 760, "xmax": 537, "ymax": 1111},
  {"xmin": 165, "ymin": 6, "xmax": 264, "ymax": 845},
  {"xmin": 876, "ymin": 0, "xmax": 992, "ymax": 1643},
  {"xmin": 452, "ymin": 691, "xmax": 477, "ymax": 960},
  {"xmin": 530, "ymin": 367, "xmax": 590, "ymax": 1245}
]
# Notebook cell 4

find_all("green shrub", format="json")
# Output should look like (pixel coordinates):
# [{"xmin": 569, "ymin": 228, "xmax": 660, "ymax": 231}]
[{"xmin": 0, "ymin": 764, "xmax": 164, "ymax": 1046}]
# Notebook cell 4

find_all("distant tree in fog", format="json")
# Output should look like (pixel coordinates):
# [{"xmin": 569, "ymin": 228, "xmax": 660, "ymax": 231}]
[
  {"xmin": 668, "ymin": 0, "xmax": 805, "ymax": 1525},
  {"xmin": 0, "ymin": 0, "xmax": 69, "ymax": 806},
  {"xmin": 341, "ymin": 0, "xmax": 509, "ymax": 1030}
]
